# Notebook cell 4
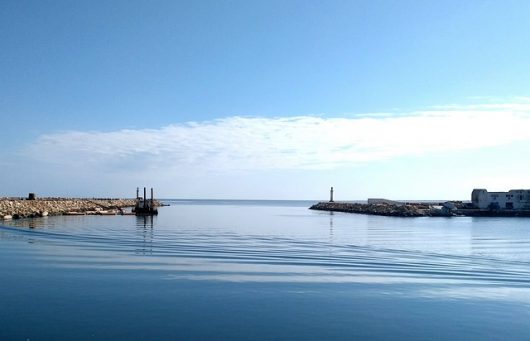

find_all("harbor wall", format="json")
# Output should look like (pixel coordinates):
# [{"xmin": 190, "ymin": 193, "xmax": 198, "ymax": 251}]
[
  {"xmin": 310, "ymin": 201, "xmax": 429, "ymax": 217},
  {"xmin": 310, "ymin": 201, "xmax": 530, "ymax": 217},
  {"xmin": 0, "ymin": 198, "xmax": 140, "ymax": 219}
]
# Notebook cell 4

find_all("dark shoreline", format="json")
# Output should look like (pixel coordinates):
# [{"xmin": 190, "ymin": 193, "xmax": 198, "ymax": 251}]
[{"xmin": 309, "ymin": 201, "xmax": 530, "ymax": 217}]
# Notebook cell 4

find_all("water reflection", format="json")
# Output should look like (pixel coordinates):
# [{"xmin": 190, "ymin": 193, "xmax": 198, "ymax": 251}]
[
  {"xmin": 135, "ymin": 215, "xmax": 154, "ymax": 255},
  {"xmin": 2, "ymin": 216, "xmax": 48, "ymax": 229},
  {"xmin": 136, "ymin": 215, "xmax": 154, "ymax": 229},
  {"xmin": 469, "ymin": 217, "xmax": 530, "ymax": 261}
]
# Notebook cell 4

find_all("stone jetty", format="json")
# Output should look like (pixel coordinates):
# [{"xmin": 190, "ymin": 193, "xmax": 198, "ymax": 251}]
[
  {"xmin": 0, "ymin": 198, "xmax": 145, "ymax": 220},
  {"xmin": 310, "ymin": 201, "xmax": 432, "ymax": 217},
  {"xmin": 312, "ymin": 187, "xmax": 530, "ymax": 218},
  {"xmin": 310, "ymin": 201, "xmax": 530, "ymax": 217}
]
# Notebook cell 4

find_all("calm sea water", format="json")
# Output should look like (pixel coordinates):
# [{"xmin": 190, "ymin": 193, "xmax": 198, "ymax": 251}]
[{"xmin": 2, "ymin": 199, "xmax": 530, "ymax": 340}]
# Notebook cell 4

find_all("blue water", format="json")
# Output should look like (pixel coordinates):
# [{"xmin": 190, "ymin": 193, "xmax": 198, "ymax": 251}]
[{"xmin": 2, "ymin": 200, "xmax": 530, "ymax": 339}]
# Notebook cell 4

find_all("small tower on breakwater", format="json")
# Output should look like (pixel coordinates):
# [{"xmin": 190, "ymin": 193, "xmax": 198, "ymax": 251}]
[
  {"xmin": 133, "ymin": 187, "xmax": 158, "ymax": 215},
  {"xmin": 330, "ymin": 187, "xmax": 334, "ymax": 202}
]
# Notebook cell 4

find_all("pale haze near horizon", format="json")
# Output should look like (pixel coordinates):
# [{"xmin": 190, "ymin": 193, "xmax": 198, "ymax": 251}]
[{"xmin": 2, "ymin": 1, "xmax": 530, "ymax": 200}]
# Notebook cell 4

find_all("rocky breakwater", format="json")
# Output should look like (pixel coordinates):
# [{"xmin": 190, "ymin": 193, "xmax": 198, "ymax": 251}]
[
  {"xmin": 0, "ymin": 198, "xmax": 140, "ymax": 220},
  {"xmin": 310, "ymin": 202, "xmax": 429, "ymax": 217}
]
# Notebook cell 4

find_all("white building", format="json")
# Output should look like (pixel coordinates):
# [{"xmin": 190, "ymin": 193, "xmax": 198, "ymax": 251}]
[{"xmin": 472, "ymin": 189, "xmax": 530, "ymax": 210}]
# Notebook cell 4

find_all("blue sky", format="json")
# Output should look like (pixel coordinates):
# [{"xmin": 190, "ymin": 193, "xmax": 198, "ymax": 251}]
[{"xmin": 2, "ymin": 1, "xmax": 530, "ymax": 199}]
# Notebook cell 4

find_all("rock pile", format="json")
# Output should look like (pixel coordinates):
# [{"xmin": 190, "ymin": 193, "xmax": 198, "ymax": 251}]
[
  {"xmin": 0, "ymin": 198, "xmax": 140, "ymax": 220},
  {"xmin": 309, "ymin": 202, "xmax": 429, "ymax": 217}
]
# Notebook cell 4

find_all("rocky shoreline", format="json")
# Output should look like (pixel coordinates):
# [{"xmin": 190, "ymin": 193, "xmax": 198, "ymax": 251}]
[
  {"xmin": 309, "ymin": 201, "xmax": 530, "ymax": 217},
  {"xmin": 0, "ymin": 198, "xmax": 154, "ymax": 220},
  {"xmin": 310, "ymin": 202, "xmax": 431, "ymax": 217}
]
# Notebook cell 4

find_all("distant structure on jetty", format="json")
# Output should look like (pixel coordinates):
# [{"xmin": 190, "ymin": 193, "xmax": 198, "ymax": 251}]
[
  {"xmin": 133, "ymin": 187, "xmax": 158, "ymax": 216},
  {"xmin": 472, "ymin": 189, "xmax": 530, "ymax": 210},
  {"xmin": 310, "ymin": 188, "xmax": 530, "ymax": 217}
]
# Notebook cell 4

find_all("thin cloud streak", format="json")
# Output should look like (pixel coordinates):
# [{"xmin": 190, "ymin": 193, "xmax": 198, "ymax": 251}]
[{"xmin": 26, "ymin": 101, "xmax": 530, "ymax": 173}]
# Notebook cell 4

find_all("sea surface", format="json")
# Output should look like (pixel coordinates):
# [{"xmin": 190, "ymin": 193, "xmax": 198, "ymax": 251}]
[{"xmin": 2, "ymin": 199, "xmax": 530, "ymax": 340}]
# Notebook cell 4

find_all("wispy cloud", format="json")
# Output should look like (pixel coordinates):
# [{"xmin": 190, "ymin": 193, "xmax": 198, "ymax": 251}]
[{"xmin": 26, "ymin": 100, "xmax": 530, "ymax": 173}]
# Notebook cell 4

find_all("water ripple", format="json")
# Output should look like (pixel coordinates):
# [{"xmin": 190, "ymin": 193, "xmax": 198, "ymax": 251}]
[{"xmin": 2, "ymin": 222, "xmax": 530, "ymax": 289}]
